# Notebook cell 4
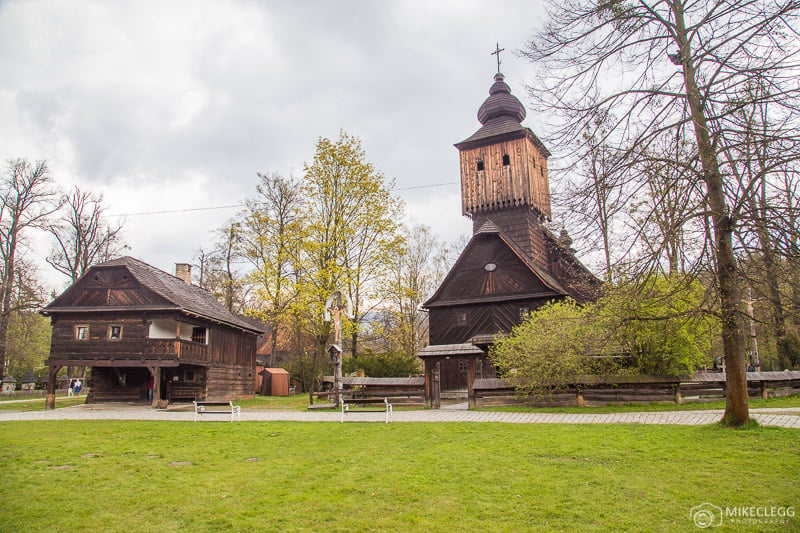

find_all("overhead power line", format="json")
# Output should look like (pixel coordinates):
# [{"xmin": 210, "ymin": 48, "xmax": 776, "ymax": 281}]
[{"xmin": 110, "ymin": 181, "xmax": 459, "ymax": 218}]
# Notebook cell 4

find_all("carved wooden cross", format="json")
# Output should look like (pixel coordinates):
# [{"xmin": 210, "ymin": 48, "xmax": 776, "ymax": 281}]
[{"xmin": 491, "ymin": 42, "xmax": 505, "ymax": 73}]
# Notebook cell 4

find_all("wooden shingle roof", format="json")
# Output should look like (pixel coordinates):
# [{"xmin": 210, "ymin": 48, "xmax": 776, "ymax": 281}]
[{"xmin": 44, "ymin": 256, "xmax": 264, "ymax": 334}]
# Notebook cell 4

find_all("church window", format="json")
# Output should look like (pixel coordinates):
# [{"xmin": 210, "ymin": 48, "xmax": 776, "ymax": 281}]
[
  {"xmin": 476, "ymin": 160, "xmax": 485, "ymax": 172},
  {"xmin": 502, "ymin": 154, "xmax": 510, "ymax": 166}
]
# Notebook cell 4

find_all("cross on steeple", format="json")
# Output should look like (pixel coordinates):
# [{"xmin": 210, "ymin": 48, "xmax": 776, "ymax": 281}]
[{"xmin": 490, "ymin": 42, "xmax": 505, "ymax": 74}]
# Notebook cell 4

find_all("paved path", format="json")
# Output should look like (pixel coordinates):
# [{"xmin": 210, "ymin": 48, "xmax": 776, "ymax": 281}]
[{"xmin": 0, "ymin": 403, "xmax": 798, "ymax": 428}]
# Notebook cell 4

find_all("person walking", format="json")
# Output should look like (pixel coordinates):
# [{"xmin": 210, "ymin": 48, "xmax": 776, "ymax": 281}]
[{"xmin": 147, "ymin": 374, "xmax": 155, "ymax": 403}]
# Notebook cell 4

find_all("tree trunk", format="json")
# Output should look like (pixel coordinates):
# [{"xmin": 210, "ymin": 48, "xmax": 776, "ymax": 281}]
[
  {"xmin": 0, "ymin": 242, "xmax": 16, "ymax": 381},
  {"xmin": 269, "ymin": 320, "xmax": 279, "ymax": 368},
  {"xmin": 673, "ymin": 0, "xmax": 748, "ymax": 425}
]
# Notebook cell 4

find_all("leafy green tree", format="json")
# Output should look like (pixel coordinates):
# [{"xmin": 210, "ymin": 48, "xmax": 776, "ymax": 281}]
[
  {"xmin": 241, "ymin": 173, "xmax": 304, "ymax": 367},
  {"xmin": 601, "ymin": 276, "xmax": 718, "ymax": 375},
  {"xmin": 5, "ymin": 311, "xmax": 51, "ymax": 379},
  {"xmin": 300, "ymin": 132, "xmax": 404, "ymax": 360}
]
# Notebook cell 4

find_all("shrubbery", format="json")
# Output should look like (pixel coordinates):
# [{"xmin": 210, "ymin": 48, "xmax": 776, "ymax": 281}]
[
  {"xmin": 343, "ymin": 350, "xmax": 421, "ymax": 377},
  {"xmin": 490, "ymin": 275, "xmax": 719, "ymax": 396}
]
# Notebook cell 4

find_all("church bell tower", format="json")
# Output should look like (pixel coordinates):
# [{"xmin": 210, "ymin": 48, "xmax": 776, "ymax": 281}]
[
  {"xmin": 454, "ymin": 71, "xmax": 554, "ymax": 272},
  {"xmin": 455, "ymin": 72, "xmax": 552, "ymax": 222}
]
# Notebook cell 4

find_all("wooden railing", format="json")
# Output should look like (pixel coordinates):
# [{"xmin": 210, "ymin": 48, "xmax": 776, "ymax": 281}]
[{"xmin": 144, "ymin": 339, "xmax": 207, "ymax": 361}]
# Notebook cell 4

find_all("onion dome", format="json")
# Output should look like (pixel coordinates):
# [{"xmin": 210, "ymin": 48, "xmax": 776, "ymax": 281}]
[{"xmin": 477, "ymin": 73, "xmax": 526, "ymax": 125}]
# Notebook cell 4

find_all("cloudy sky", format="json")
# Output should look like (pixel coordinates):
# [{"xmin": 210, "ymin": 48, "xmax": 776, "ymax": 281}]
[{"xmin": 0, "ymin": 0, "xmax": 555, "ymax": 292}]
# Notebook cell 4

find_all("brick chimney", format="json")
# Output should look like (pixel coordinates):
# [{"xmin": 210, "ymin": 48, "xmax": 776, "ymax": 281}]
[{"xmin": 175, "ymin": 263, "xmax": 192, "ymax": 284}]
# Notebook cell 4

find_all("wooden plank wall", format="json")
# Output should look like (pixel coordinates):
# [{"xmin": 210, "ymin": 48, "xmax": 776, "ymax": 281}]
[
  {"xmin": 472, "ymin": 208, "xmax": 550, "ymax": 272},
  {"xmin": 206, "ymin": 363, "xmax": 255, "ymax": 400},
  {"xmin": 49, "ymin": 316, "xmax": 150, "ymax": 360},
  {"xmin": 459, "ymin": 137, "xmax": 550, "ymax": 219},
  {"xmin": 429, "ymin": 300, "xmax": 550, "ymax": 345}
]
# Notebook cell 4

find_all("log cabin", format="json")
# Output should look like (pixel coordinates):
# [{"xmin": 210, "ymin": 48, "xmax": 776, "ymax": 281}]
[
  {"xmin": 419, "ymin": 71, "xmax": 600, "ymax": 406},
  {"xmin": 42, "ymin": 257, "xmax": 265, "ymax": 407}
]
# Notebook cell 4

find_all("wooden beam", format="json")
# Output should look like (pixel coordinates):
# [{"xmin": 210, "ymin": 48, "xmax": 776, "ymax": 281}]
[
  {"xmin": 46, "ymin": 365, "xmax": 61, "ymax": 410},
  {"xmin": 150, "ymin": 367, "xmax": 161, "ymax": 408}
]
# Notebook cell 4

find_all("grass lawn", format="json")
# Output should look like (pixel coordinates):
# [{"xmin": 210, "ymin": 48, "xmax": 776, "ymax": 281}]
[
  {"xmin": 0, "ymin": 396, "xmax": 87, "ymax": 411},
  {"xmin": 0, "ymin": 421, "xmax": 797, "ymax": 532},
  {"xmin": 477, "ymin": 394, "xmax": 800, "ymax": 414},
  {"xmin": 238, "ymin": 393, "xmax": 312, "ymax": 411}
]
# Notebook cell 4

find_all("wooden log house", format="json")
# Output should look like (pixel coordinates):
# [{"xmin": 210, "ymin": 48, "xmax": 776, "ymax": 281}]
[
  {"xmin": 42, "ymin": 257, "xmax": 265, "ymax": 408},
  {"xmin": 419, "ymin": 72, "xmax": 599, "ymax": 406}
]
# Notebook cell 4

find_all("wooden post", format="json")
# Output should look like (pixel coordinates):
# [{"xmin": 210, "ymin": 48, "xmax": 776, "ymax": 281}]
[
  {"xmin": 761, "ymin": 381, "xmax": 768, "ymax": 400},
  {"xmin": 150, "ymin": 367, "xmax": 161, "ymax": 408},
  {"xmin": 424, "ymin": 360, "xmax": 432, "ymax": 408},
  {"xmin": 46, "ymin": 366, "xmax": 60, "ymax": 410},
  {"xmin": 674, "ymin": 383, "xmax": 682, "ymax": 405},
  {"xmin": 432, "ymin": 361, "xmax": 441, "ymax": 410},
  {"xmin": 576, "ymin": 388, "xmax": 585, "ymax": 407},
  {"xmin": 467, "ymin": 358, "xmax": 476, "ymax": 409}
]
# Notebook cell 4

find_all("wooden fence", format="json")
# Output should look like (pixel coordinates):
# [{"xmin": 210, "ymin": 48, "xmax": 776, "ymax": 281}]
[
  {"xmin": 317, "ymin": 376, "xmax": 426, "ymax": 405},
  {"xmin": 472, "ymin": 371, "xmax": 800, "ymax": 408}
]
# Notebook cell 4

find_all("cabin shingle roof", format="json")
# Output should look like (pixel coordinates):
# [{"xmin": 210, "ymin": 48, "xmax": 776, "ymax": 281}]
[{"xmin": 45, "ymin": 256, "xmax": 264, "ymax": 334}]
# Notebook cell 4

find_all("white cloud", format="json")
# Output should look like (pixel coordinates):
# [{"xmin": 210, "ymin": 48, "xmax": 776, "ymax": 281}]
[{"xmin": 0, "ymin": 0, "xmax": 554, "ymax": 292}]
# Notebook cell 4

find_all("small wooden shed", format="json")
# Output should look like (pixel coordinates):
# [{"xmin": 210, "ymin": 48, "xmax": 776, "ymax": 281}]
[
  {"xmin": 2, "ymin": 375, "xmax": 17, "ymax": 395},
  {"xmin": 21, "ymin": 370, "xmax": 37, "ymax": 392},
  {"xmin": 259, "ymin": 368, "xmax": 290, "ymax": 396}
]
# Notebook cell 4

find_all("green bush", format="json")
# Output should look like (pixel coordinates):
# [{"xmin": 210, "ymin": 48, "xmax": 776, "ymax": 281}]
[
  {"xmin": 343, "ymin": 351, "xmax": 421, "ymax": 377},
  {"xmin": 490, "ymin": 275, "xmax": 719, "ymax": 397}
]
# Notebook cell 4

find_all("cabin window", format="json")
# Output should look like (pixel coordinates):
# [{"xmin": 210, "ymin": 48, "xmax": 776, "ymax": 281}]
[
  {"xmin": 476, "ymin": 160, "xmax": 485, "ymax": 171},
  {"xmin": 108, "ymin": 325, "xmax": 122, "ymax": 340},
  {"xmin": 456, "ymin": 311, "xmax": 467, "ymax": 327},
  {"xmin": 75, "ymin": 325, "xmax": 89, "ymax": 340},
  {"xmin": 502, "ymin": 154, "xmax": 510, "ymax": 166},
  {"xmin": 184, "ymin": 370, "xmax": 196, "ymax": 382},
  {"xmin": 458, "ymin": 360, "xmax": 469, "ymax": 372},
  {"xmin": 519, "ymin": 307, "xmax": 530, "ymax": 319},
  {"xmin": 191, "ymin": 327, "xmax": 208, "ymax": 344}
]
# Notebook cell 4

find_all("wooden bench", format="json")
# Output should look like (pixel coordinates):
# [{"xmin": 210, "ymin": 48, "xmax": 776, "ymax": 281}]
[
  {"xmin": 341, "ymin": 397, "xmax": 392, "ymax": 423},
  {"xmin": 193, "ymin": 400, "xmax": 241, "ymax": 422}
]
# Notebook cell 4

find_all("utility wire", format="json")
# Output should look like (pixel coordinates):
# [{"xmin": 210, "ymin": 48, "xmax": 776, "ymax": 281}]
[{"xmin": 110, "ymin": 181, "xmax": 459, "ymax": 218}]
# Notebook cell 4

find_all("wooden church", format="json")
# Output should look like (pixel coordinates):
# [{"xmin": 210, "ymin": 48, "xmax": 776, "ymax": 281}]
[{"xmin": 418, "ymin": 71, "xmax": 599, "ymax": 406}]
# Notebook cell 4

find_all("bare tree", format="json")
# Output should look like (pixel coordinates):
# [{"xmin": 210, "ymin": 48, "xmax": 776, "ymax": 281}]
[
  {"xmin": 558, "ymin": 113, "xmax": 628, "ymax": 280},
  {"xmin": 47, "ymin": 186, "xmax": 125, "ymax": 283},
  {"xmin": 523, "ymin": 0, "xmax": 800, "ymax": 426},
  {"xmin": 384, "ymin": 224, "xmax": 447, "ymax": 356},
  {"xmin": 0, "ymin": 160, "xmax": 61, "ymax": 379}
]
